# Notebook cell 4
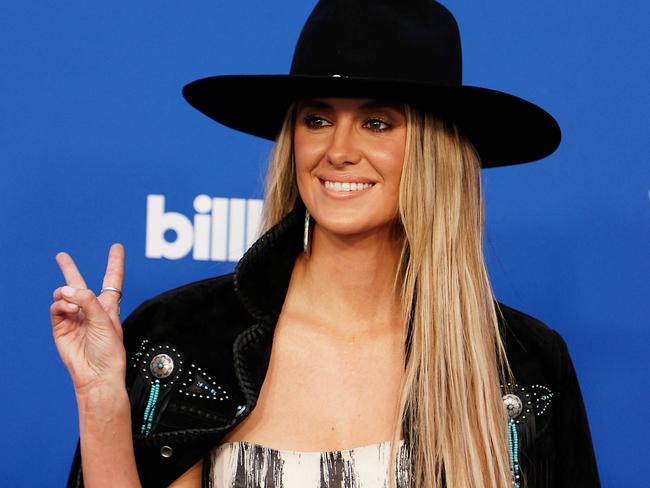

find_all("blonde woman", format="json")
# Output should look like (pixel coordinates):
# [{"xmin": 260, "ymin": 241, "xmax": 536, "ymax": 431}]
[{"xmin": 52, "ymin": 1, "xmax": 600, "ymax": 487}]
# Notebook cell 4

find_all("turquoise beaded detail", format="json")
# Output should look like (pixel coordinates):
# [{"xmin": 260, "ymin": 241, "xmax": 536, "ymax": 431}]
[
  {"xmin": 507, "ymin": 418, "xmax": 521, "ymax": 487},
  {"xmin": 500, "ymin": 381, "xmax": 556, "ymax": 487},
  {"xmin": 140, "ymin": 380, "xmax": 161, "ymax": 436}
]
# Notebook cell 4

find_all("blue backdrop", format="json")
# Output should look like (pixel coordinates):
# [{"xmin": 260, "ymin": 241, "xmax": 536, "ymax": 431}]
[{"xmin": 2, "ymin": 1, "xmax": 648, "ymax": 486}]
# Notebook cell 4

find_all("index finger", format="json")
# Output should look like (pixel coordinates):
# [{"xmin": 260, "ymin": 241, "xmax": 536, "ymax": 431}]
[
  {"xmin": 101, "ymin": 243, "xmax": 125, "ymax": 293},
  {"xmin": 55, "ymin": 252, "xmax": 88, "ymax": 289}
]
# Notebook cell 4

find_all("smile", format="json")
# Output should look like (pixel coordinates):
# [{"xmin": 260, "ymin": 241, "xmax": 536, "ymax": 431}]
[
  {"xmin": 320, "ymin": 179, "xmax": 375, "ymax": 192},
  {"xmin": 319, "ymin": 178, "xmax": 375, "ymax": 200}
]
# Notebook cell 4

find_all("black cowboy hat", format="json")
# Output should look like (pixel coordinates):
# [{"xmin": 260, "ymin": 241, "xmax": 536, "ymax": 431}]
[{"xmin": 182, "ymin": 0, "xmax": 561, "ymax": 168}]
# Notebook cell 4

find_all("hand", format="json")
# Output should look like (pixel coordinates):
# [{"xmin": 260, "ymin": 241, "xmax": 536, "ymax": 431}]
[{"xmin": 51, "ymin": 243, "xmax": 127, "ymax": 394}]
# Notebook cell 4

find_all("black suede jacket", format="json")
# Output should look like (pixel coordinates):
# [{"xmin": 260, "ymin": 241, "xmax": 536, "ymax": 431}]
[{"xmin": 67, "ymin": 203, "xmax": 601, "ymax": 487}]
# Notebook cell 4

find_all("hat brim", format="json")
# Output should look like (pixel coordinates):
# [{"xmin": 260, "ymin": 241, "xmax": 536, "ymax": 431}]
[{"xmin": 182, "ymin": 74, "xmax": 561, "ymax": 168}]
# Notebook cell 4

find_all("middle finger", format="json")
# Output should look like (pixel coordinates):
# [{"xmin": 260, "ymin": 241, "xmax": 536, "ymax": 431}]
[{"xmin": 101, "ymin": 243, "xmax": 124, "ymax": 303}]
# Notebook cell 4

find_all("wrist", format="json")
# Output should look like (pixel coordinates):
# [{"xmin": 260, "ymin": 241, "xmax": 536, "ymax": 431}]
[
  {"xmin": 75, "ymin": 379, "xmax": 130, "ymax": 415},
  {"xmin": 73, "ymin": 372, "xmax": 125, "ymax": 396}
]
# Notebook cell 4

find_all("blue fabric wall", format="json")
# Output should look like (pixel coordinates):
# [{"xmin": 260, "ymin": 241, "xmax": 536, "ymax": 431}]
[{"xmin": 2, "ymin": 1, "xmax": 648, "ymax": 485}]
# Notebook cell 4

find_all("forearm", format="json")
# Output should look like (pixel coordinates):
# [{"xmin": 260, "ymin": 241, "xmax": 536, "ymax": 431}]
[{"xmin": 75, "ymin": 383, "xmax": 142, "ymax": 488}]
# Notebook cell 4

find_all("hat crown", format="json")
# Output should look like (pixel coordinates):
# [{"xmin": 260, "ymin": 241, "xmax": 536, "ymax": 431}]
[
  {"xmin": 182, "ymin": 0, "xmax": 561, "ymax": 167},
  {"xmin": 290, "ymin": 0, "xmax": 462, "ymax": 86}
]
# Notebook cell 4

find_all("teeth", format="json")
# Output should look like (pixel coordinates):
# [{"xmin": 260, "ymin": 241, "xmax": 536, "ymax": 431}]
[{"xmin": 323, "ymin": 180, "xmax": 373, "ymax": 192}]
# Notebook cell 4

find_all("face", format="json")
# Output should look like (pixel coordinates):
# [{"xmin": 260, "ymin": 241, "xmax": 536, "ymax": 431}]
[{"xmin": 294, "ymin": 97, "xmax": 407, "ymax": 238}]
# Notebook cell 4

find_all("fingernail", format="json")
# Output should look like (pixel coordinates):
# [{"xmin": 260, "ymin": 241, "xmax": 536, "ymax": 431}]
[{"xmin": 62, "ymin": 286, "xmax": 76, "ymax": 296}]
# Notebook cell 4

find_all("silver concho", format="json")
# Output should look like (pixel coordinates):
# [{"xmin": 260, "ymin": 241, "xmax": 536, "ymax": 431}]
[
  {"xmin": 150, "ymin": 353, "xmax": 174, "ymax": 379},
  {"xmin": 502, "ymin": 393, "xmax": 523, "ymax": 419}
]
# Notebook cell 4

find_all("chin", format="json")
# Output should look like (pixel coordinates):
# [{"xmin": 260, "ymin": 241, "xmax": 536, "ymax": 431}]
[{"xmin": 313, "ymin": 214, "xmax": 394, "ymax": 238}]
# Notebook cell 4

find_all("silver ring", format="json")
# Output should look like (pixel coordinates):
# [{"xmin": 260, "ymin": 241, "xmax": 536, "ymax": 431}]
[{"xmin": 101, "ymin": 286, "xmax": 123, "ymax": 303}]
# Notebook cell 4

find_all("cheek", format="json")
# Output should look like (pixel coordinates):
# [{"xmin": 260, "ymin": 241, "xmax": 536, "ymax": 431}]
[
  {"xmin": 371, "ymin": 140, "xmax": 406, "ymax": 189},
  {"xmin": 294, "ymin": 129, "xmax": 321, "ymax": 174},
  {"xmin": 293, "ymin": 129, "xmax": 322, "ymax": 201}
]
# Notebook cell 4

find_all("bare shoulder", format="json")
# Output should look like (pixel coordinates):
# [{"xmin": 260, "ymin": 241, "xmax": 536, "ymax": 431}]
[{"xmin": 168, "ymin": 459, "xmax": 203, "ymax": 488}]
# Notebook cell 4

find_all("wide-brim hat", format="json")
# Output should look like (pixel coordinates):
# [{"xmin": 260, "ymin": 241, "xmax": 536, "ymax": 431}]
[{"xmin": 182, "ymin": 0, "xmax": 561, "ymax": 168}]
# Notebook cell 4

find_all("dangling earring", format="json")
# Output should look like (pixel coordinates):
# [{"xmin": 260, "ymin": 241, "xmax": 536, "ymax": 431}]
[{"xmin": 303, "ymin": 208, "xmax": 311, "ymax": 256}]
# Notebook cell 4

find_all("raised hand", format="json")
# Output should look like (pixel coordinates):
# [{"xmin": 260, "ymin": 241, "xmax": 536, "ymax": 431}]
[{"xmin": 51, "ymin": 243, "xmax": 127, "ymax": 394}]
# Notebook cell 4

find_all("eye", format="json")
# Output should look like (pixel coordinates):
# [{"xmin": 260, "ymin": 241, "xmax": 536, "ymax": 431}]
[
  {"xmin": 303, "ymin": 115, "xmax": 331, "ymax": 129},
  {"xmin": 364, "ymin": 118, "xmax": 391, "ymax": 132}
]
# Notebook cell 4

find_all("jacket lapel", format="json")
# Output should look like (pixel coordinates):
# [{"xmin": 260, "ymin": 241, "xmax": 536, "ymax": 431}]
[
  {"xmin": 230, "ymin": 202, "xmax": 305, "ymax": 407},
  {"xmin": 233, "ymin": 203, "xmax": 305, "ymax": 324}
]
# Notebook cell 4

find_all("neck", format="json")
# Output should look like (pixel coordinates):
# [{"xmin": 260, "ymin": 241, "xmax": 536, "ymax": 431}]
[{"xmin": 287, "ymin": 222, "xmax": 404, "ymax": 337}]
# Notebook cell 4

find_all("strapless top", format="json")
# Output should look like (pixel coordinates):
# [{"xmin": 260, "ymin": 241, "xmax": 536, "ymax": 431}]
[{"xmin": 209, "ymin": 439, "xmax": 411, "ymax": 488}]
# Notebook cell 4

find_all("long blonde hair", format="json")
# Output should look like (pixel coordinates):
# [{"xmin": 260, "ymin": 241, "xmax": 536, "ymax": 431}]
[{"xmin": 259, "ymin": 101, "xmax": 515, "ymax": 487}]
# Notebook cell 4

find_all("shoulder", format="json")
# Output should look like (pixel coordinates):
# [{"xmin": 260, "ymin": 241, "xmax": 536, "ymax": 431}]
[
  {"xmin": 494, "ymin": 302, "xmax": 601, "ymax": 485},
  {"xmin": 495, "ymin": 301, "xmax": 569, "ymax": 387},
  {"xmin": 121, "ymin": 272, "xmax": 255, "ymax": 357}
]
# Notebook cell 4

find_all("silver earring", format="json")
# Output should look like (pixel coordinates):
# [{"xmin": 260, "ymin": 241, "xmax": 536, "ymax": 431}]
[{"xmin": 303, "ymin": 208, "xmax": 311, "ymax": 256}]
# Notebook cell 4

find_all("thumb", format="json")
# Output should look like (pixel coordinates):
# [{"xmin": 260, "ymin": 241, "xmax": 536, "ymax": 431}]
[{"xmin": 61, "ymin": 286, "xmax": 112, "ymax": 326}]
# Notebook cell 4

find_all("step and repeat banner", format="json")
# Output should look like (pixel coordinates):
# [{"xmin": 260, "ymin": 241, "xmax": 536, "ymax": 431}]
[{"xmin": 2, "ymin": 1, "xmax": 648, "ymax": 486}]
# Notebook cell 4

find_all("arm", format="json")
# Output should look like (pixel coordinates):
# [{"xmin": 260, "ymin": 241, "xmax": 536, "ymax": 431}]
[
  {"xmin": 73, "ymin": 381, "xmax": 204, "ymax": 488},
  {"xmin": 54, "ymin": 246, "xmax": 205, "ymax": 488},
  {"xmin": 551, "ymin": 330, "xmax": 601, "ymax": 487},
  {"xmin": 52, "ymin": 245, "xmax": 144, "ymax": 487},
  {"xmin": 75, "ymin": 382, "xmax": 142, "ymax": 488}
]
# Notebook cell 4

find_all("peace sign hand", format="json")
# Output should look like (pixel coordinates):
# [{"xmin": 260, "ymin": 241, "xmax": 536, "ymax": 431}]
[{"xmin": 51, "ymin": 243, "xmax": 127, "ymax": 395}]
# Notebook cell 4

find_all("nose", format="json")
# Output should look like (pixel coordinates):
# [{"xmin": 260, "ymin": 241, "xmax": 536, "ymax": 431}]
[{"xmin": 325, "ymin": 118, "xmax": 361, "ymax": 167}]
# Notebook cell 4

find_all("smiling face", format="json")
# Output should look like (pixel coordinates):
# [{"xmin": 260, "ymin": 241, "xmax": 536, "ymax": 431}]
[{"xmin": 294, "ymin": 97, "xmax": 407, "ymax": 238}]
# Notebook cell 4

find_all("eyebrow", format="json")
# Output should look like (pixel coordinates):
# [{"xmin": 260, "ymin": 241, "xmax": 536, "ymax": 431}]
[{"xmin": 297, "ymin": 99, "xmax": 404, "ymax": 112}]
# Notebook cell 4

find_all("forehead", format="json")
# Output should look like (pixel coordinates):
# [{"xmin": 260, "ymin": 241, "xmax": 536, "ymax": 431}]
[{"xmin": 296, "ymin": 97, "xmax": 404, "ymax": 112}]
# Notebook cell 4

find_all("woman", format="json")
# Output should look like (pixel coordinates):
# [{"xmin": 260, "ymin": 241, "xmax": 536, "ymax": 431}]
[{"xmin": 51, "ymin": 1, "xmax": 600, "ymax": 487}]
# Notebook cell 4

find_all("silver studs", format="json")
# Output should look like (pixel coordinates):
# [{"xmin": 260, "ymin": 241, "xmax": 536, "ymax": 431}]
[
  {"xmin": 531, "ymin": 384, "xmax": 554, "ymax": 415},
  {"xmin": 179, "ymin": 367, "xmax": 228, "ymax": 400},
  {"xmin": 150, "ymin": 354, "xmax": 174, "ymax": 379},
  {"xmin": 235, "ymin": 405, "xmax": 247, "ymax": 417},
  {"xmin": 160, "ymin": 445, "xmax": 173, "ymax": 458}
]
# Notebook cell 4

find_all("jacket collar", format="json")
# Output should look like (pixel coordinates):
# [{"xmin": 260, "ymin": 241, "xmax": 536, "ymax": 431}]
[
  {"xmin": 233, "ymin": 202, "xmax": 306, "ymax": 325},
  {"xmin": 227, "ymin": 202, "xmax": 306, "ymax": 408}
]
